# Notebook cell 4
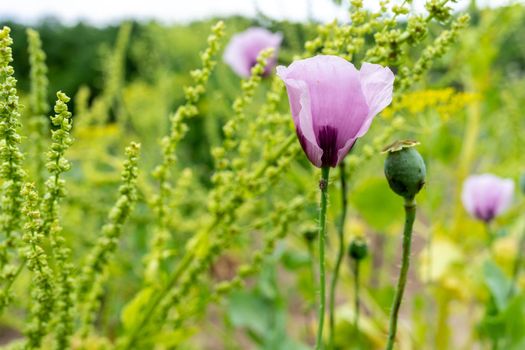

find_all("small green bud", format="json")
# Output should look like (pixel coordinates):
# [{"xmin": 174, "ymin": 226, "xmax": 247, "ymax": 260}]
[
  {"xmin": 383, "ymin": 140, "xmax": 426, "ymax": 200},
  {"xmin": 302, "ymin": 227, "xmax": 317, "ymax": 243},
  {"xmin": 520, "ymin": 173, "xmax": 525, "ymax": 195},
  {"xmin": 348, "ymin": 237, "xmax": 368, "ymax": 261}
]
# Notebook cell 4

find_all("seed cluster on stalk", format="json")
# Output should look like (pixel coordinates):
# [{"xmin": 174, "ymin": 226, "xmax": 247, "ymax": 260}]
[{"xmin": 0, "ymin": 26, "xmax": 26, "ymax": 313}]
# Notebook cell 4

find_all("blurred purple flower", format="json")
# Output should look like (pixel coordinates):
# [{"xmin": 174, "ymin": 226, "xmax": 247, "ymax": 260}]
[
  {"xmin": 462, "ymin": 174, "xmax": 515, "ymax": 222},
  {"xmin": 277, "ymin": 55, "xmax": 394, "ymax": 168},
  {"xmin": 223, "ymin": 27, "xmax": 282, "ymax": 78}
]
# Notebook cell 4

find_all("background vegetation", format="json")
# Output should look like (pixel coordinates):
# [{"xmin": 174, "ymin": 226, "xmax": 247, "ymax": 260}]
[{"xmin": 1, "ymin": 1, "xmax": 525, "ymax": 349}]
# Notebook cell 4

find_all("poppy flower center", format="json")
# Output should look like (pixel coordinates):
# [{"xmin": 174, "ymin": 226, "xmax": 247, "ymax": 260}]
[
  {"xmin": 317, "ymin": 125, "xmax": 338, "ymax": 168},
  {"xmin": 475, "ymin": 206, "xmax": 495, "ymax": 222}
]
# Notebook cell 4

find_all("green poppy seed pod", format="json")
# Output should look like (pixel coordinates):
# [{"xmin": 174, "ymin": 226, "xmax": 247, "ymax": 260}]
[
  {"xmin": 383, "ymin": 140, "xmax": 426, "ymax": 200},
  {"xmin": 348, "ymin": 237, "xmax": 368, "ymax": 261},
  {"xmin": 520, "ymin": 173, "xmax": 525, "ymax": 195}
]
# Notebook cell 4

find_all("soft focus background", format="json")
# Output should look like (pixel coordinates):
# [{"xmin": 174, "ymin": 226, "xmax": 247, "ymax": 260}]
[
  {"xmin": 1, "ymin": 0, "xmax": 525, "ymax": 349},
  {"xmin": 1, "ymin": 0, "xmax": 506, "ymax": 23}
]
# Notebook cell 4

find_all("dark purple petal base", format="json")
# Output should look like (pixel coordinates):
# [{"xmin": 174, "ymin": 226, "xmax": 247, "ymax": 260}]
[{"xmin": 317, "ymin": 126, "xmax": 338, "ymax": 168}]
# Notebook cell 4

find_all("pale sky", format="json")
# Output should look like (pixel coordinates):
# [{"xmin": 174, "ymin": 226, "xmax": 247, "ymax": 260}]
[{"xmin": 0, "ymin": 0, "xmax": 518, "ymax": 25}]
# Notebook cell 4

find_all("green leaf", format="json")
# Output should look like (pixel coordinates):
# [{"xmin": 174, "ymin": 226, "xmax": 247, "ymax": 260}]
[
  {"xmin": 502, "ymin": 295, "xmax": 525, "ymax": 348},
  {"xmin": 479, "ymin": 294, "xmax": 525, "ymax": 347},
  {"xmin": 483, "ymin": 260, "xmax": 512, "ymax": 311},
  {"xmin": 228, "ymin": 290, "xmax": 271, "ymax": 339}
]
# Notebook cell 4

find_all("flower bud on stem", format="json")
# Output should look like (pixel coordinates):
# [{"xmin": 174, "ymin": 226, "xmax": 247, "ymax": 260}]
[
  {"xmin": 382, "ymin": 140, "xmax": 425, "ymax": 350},
  {"xmin": 348, "ymin": 237, "xmax": 368, "ymax": 336}
]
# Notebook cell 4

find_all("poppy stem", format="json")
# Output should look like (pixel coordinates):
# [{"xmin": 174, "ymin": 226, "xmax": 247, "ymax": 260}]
[
  {"xmin": 316, "ymin": 167, "xmax": 330, "ymax": 350},
  {"xmin": 307, "ymin": 239, "xmax": 317, "ymax": 341},
  {"xmin": 485, "ymin": 222, "xmax": 495, "ymax": 248},
  {"xmin": 329, "ymin": 162, "xmax": 347, "ymax": 349},
  {"xmin": 385, "ymin": 197, "xmax": 416, "ymax": 350},
  {"xmin": 308, "ymin": 239, "xmax": 317, "ymax": 295}
]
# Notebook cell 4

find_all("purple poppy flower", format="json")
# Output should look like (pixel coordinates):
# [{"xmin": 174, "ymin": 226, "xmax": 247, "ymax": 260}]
[
  {"xmin": 223, "ymin": 27, "xmax": 282, "ymax": 78},
  {"xmin": 461, "ymin": 174, "xmax": 514, "ymax": 222},
  {"xmin": 277, "ymin": 55, "xmax": 394, "ymax": 168}
]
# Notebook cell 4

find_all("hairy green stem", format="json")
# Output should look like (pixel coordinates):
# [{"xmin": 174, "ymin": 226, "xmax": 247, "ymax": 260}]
[
  {"xmin": 316, "ymin": 167, "xmax": 330, "ymax": 350},
  {"xmin": 385, "ymin": 198, "xmax": 416, "ymax": 350},
  {"xmin": 307, "ymin": 239, "xmax": 317, "ymax": 341},
  {"xmin": 329, "ymin": 162, "xmax": 347, "ymax": 348},
  {"xmin": 308, "ymin": 240, "xmax": 317, "ymax": 292}
]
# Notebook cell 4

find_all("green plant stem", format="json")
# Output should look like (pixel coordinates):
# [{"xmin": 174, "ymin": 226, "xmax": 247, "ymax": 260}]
[
  {"xmin": 485, "ymin": 223, "xmax": 501, "ymax": 350},
  {"xmin": 508, "ymin": 227, "xmax": 525, "ymax": 298},
  {"xmin": 316, "ymin": 167, "xmax": 330, "ymax": 350},
  {"xmin": 308, "ymin": 240, "xmax": 317, "ymax": 302},
  {"xmin": 385, "ymin": 198, "xmax": 416, "ymax": 350},
  {"xmin": 354, "ymin": 259, "xmax": 361, "ymax": 335},
  {"xmin": 329, "ymin": 162, "xmax": 347, "ymax": 349},
  {"xmin": 485, "ymin": 223, "xmax": 495, "ymax": 248},
  {"xmin": 307, "ymin": 239, "xmax": 317, "ymax": 341}
]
